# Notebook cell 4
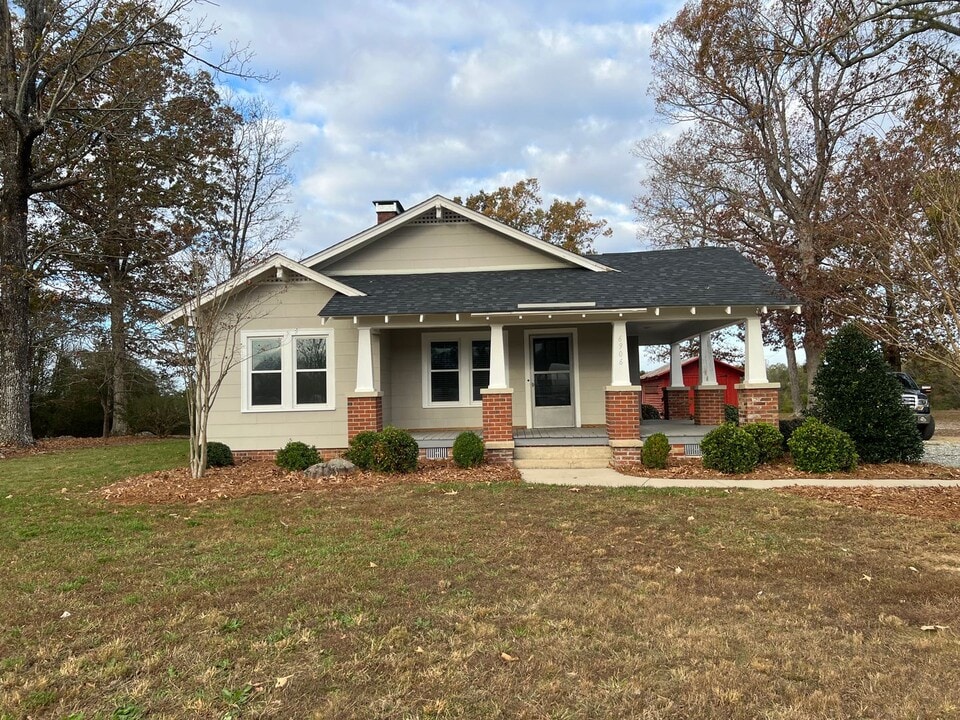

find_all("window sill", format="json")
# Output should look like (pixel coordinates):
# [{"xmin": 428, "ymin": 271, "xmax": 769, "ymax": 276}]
[{"xmin": 242, "ymin": 405, "xmax": 337, "ymax": 413}]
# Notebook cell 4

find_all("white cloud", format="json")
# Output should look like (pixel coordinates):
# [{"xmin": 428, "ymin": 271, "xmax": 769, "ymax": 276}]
[{"xmin": 187, "ymin": 0, "xmax": 685, "ymax": 256}]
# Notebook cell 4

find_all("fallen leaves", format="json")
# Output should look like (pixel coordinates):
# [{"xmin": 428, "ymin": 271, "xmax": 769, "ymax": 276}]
[
  {"xmin": 780, "ymin": 485, "xmax": 960, "ymax": 521},
  {"xmin": 101, "ymin": 460, "xmax": 521, "ymax": 505},
  {"xmin": 921, "ymin": 625, "xmax": 950, "ymax": 632},
  {"xmin": 500, "ymin": 652, "xmax": 519, "ymax": 663}
]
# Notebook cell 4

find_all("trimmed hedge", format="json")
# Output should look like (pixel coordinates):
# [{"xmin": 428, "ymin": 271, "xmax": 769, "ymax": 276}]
[
  {"xmin": 276, "ymin": 441, "xmax": 320, "ymax": 472},
  {"xmin": 205, "ymin": 441, "xmax": 234, "ymax": 468},
  {"xmin": 345, "ymin": 430, "xmax": 379, "ymax": 470},
  {"xmin": 371, "ymin": 426, "xmax": 419, "ymax": 474},
  {"xmin": 724, "ymin": 404, "xmax": 740, "ymax": 424},
  {"xmin": 642, "ymin": 433, "xmax": 671, "ymax": 469},
  {"xmin": 701, "ymin": 422, "xmax": 759, "ymax": 474},
  {"xmin": 641, "ymin": 404, "xmax": 661, "ymax": 420},
  {"xmin": 787, "ymin": 418, "xmax": 858, "ymax": 473},
  {"xmin": 742, "ymin": 422, "xmax": 784, "ymax": 464},
  {"xmin": 452, "ymin": 431, "xmax": 484, "ymax": 468}
]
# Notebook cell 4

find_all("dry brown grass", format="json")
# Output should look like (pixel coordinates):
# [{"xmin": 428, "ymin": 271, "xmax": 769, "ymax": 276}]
[{"xmin": 2, "ymin": 441, "xmax": 960, "ymax": 718}]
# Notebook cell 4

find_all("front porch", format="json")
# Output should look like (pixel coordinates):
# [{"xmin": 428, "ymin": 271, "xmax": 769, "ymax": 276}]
[{"xmin": 411, "ymin": 420, "xmax": 717, "ymax": 459}]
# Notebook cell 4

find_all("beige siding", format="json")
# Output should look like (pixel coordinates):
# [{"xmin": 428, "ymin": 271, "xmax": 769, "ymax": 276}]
[
  {"xmin": 317, "ymin": 223, "xmax": 572, "ymax": 276},
  {"xmin": 382, "ymin": 323, "xmax": 613, "ymax": 431},
  {"xmin": 207, "ymin": 280, "xmax": 357, "ymax": 451},
  {"xmin": 384, "ymin": 328, "xmax": 483, "ymax": 429}
]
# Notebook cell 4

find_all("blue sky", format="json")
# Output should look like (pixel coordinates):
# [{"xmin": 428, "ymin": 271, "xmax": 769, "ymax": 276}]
[{"xmin": 197, "ymin": 0, "xmax": 686, "ymax": 258}]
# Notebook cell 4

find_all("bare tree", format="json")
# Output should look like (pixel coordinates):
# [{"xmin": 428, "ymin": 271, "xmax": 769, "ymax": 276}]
[
  {"xmin": 216, "ymin": 96, "xmax": 299, "ymax": 276},
  {"xmin": 634, "ymin": 0, "xmax": 943, "ymax": 406}
]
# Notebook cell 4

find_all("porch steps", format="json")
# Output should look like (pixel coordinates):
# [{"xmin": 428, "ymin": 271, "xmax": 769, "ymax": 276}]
[{"xmin": 514, "ymin": 445, "xmax": 612, "ymax": 469}]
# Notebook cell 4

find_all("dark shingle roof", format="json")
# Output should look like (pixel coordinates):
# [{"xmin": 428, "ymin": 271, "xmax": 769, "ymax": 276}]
[{"xmin": 319, "ymin": 247, "xmax": 795, "ymax": 316}]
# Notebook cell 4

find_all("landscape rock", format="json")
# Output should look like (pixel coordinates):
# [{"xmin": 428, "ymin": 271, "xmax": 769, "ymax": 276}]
[{"xmin": 304, "ymin": 458, "xmax": 357, "ymax": 479}]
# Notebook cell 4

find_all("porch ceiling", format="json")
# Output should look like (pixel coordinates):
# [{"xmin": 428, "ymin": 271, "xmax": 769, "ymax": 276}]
[{"xmin": 625, "ymin": 318, "xmax": 737, "ymax": 345}]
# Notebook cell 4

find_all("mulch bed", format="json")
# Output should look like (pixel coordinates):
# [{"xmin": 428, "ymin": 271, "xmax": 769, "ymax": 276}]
[
  {"xmin": 616, "ymin": 457, "xmax": 960, "ymax": 481},
  {"xmin": 101, "ymin": 460, "xmax": 522, "ymax": 505}
]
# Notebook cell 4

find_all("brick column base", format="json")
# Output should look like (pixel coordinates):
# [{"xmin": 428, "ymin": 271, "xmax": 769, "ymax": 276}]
[
  {"xmin": 606, "ymin": 387, "xmax": 641, "ymax": 468},
  {"xmin": 481, "ymin": 389, "xmax": 514, "ymax": 464},
  {"xmin": 693, "ymin": 386, "xmax": 725, "ymax": 426},
  {"xmin": 736, "ymin": 383, "xmax": 781, "ymax": 424},
  {"xmin": 665, "ymin": 386, "xmax": 690, "ymax": 420},
  {"xmin": 605, "ymin": 387, "xmax": 641, "ymax": 440},
  {"xmin": 347, "ymin": 392, "xmax": 383, "ymax": 441}
]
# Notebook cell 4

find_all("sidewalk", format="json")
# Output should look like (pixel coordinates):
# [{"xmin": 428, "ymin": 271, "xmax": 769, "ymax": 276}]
[{"xmin": 519, "ymin": 467, "xmax": 960, "ymax": 489}]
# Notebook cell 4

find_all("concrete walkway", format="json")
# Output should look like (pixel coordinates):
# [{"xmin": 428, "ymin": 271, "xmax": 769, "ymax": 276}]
[{"xmin": 519, "ymin": 467, "xmax": 960, "ymax": 489}]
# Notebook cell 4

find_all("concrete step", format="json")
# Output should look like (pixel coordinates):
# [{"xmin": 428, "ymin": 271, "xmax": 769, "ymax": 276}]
[{"xmin": 514, "ymin": 445, "xmax": 612, "ymax": 469}]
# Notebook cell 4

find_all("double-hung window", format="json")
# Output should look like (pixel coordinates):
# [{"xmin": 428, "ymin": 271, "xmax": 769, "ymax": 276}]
[
  {"xmin": 244, "ymin": 331, "xmax": 334, "ymax": 411},
  {"xmin": 423, "ymin": 333, "xmax": 497, "ymax": 407}
]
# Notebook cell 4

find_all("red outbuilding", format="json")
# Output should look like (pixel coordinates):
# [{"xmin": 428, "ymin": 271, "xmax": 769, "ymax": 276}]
[{"xmin": 639, "ymin": 356, "xmax": 744, "ymax": 418}]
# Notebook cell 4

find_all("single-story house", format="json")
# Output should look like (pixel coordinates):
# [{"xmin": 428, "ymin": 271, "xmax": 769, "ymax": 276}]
[
  {"xmin": 640, "ymin": 357, "xmax": 745, "ymax": 418},
  {"xmin": 163, "ymin": 195, "xmax": 794, "ymax": 466}
]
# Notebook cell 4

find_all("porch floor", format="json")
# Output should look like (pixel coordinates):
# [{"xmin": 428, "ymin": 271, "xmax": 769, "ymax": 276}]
[{"xmin": 410, "ymin": 420, "xmax": 717, "ymax": 451}]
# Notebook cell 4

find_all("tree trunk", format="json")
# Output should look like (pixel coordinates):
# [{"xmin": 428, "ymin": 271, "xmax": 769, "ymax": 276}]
[
  {"xmin": 0, "ymin": 137, "xmax": 35, "ymax": 447},
  {"xmin": 110, "ymin": 286, "xmax": 130, "ymax": 435},
  {"xmin": 785, "ymin": 342, "xmax": 802, "ymax": 416}
]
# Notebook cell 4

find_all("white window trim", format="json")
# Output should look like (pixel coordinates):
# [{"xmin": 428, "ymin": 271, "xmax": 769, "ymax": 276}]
[
  {"xmin": 421, "ymin": 331, "xmax": 504, "ymax": 409},
  {"xmin": 240, "ymin": 329, "xmax": 336, "ymax": 412}
]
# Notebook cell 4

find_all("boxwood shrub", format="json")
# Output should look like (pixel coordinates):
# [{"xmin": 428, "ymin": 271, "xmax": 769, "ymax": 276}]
[
  {"xmin": 641, "ymin": 404, "xmax": 661, "ymax": 420},
  {"xmin": 787, "ymin": 418, "xmax": 858, "ymax": 473},
  {"xmin": 452, "ymin": 431, "xmax": 484, "ymax": 468},
  {"xmin": 275, "ymin": 441, "xmax": 320, "ymax": 472},
  {"xmin": 723, "ymin": 404, "xmax": 740, "ymax": 424},
  {"xmin": 742, "ymin": 422, "xmax": 784, "ymax": 464},
  {"xmin": 642, "ymin": 432, "xmax": 671, "ymax": 469},
  {"xmin": 345, "ymin": 430, "xmax": 379, "ymax": 470},
  {"xmin": 701, "ymin": 422, "xmax": 759, "ymax": 474},
  {"xmin": 371, "ymin": 426, "xmax": 419, "ymax": 474},
  {"xmin": 205, "ymin": 441, "xmax": 234, "ymax": 468}
]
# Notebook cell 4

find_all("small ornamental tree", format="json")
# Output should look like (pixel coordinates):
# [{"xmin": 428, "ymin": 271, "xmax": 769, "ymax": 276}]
[{"xmin": 813, "ymin": 324, "xmax": 923, "ymax": 463}]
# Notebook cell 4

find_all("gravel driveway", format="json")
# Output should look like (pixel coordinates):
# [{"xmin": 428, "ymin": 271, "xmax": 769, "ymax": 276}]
[{"xmin": 923, "ymin": 439, "xmax": 960, "ymax": 468}]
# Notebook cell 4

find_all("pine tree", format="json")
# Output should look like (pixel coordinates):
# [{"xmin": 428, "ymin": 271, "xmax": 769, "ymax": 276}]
[{"xmin": 814, "ymin": 324, "xmax": 923, "ymax": 463}]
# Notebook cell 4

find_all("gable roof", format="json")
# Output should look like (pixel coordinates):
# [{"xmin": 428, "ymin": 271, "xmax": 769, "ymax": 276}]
[
  {"xmin": 302, "ymin": 195, "xmax": 616, "ymax": 274},
  {"xmin": 159, "ymin": 254, "xmax": 364, "ymax": 325},
  {"xmin": 639, "ymin": 356, "xmax": 745, "ymax": 382},
  {"xmin": 319, "ymin": 247, "xmax": 796, "ymax": 317}
]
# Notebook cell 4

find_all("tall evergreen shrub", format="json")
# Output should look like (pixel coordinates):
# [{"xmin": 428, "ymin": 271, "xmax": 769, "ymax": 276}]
[{"xmin": 813, "ymin": 324, "xmax": 923, "ymax": 463}]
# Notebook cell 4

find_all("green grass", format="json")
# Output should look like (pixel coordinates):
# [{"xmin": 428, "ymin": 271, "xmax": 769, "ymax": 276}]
[{"xmin": 2, "ymin": 440, "xmax": 960, "ymax": 718}]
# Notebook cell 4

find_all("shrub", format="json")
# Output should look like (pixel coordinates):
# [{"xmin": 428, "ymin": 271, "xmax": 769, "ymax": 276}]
[
  {"xmin": 275, "ymin": 441, "xmax": 320, "ymax": 472},
  {"xmin": 371, "ymin": 426, "xmax": 419, "ymax": 474},
  {"xmin": 345, "ymin": 431, "xmax": 379, "ymax": 470},
  {"xmin": 452, "ymin": 431, "xmax": 484, "ymax": 468},
  {"xmin": 642, "ymin": 433, "xmax": 671, "ymax": 469},
  {"xmin": 701, "ymin": 422, "xmax": 759, "ymax": 474},
  {"xmin": 778, "ymin": 418, "xmax": 805, "ymax": 449},
  {"xmin": 788, "ymin": 418, "xmax": 858, "ymax": 473},
  {"xmin": 724, "ymin": 404, "xmax": 740, "ymax": 424},
  {"xmin": 205, "ymin": 441, "xmax": 234, "ymax": 468},
  {"xmin": 742, "ymin": 422, "xmax": 784, "ymax": 464},
  {"xmin": 813, "ymin": 324, "xmax": 923, "ymax": 463},
  {"xmin": 641, "ymin": 404, "xmax": 661, "ymax": 420},
  {"xmin": 126, "ymin": 393, "xmax": 188, "ymax": 437}
]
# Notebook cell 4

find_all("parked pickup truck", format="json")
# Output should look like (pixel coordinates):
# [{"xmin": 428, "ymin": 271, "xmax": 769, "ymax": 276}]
[{"xmin": 892, "ymin": 372, "xmax": 935, "ymax": 441}]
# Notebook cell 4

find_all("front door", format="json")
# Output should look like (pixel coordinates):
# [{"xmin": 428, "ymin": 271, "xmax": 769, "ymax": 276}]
[{"xmin": 530, "ymin": 334, "xmax": 576, "ymax": 427}]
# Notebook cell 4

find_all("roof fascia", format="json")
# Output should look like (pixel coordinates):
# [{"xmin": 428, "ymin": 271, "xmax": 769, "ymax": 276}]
[
  {"xmin": 160, "ymin": 255, "xmax": 364, "ymax": 325},
  {"xmin": 302, "ymin": 195, "xmax": 617, "ymax": 273}
]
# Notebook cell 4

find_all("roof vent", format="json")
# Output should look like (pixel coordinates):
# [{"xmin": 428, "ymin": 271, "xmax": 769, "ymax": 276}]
[{"xmin": 373, "ymin": 200, "xmax": 404, "ymax": 224}]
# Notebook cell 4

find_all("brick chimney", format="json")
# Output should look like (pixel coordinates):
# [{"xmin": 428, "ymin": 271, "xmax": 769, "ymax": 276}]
[{"xmin": 373, "ymin": 200, "xmax": 404, "ymax": 224}]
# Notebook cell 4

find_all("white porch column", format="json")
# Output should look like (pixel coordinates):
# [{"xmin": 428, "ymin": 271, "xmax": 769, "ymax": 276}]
[
  {"xmin": 699, "ymin": 332, "xmax": 719, "ymax": 385},
  {"xmin": 355, "ymin": 326, "xmax": 376, "ymax": 392},
  {"xmin": 489, "ymin": 323, "xmax": 508, "ymax": 389},
  {"xmin": 627, "ymin": 335, "xmax": 642, "ymax": 385},
  {"xmin": 611, "ymin": 321, "xmax": 631, "ymax": 386},
  {"xmin": 669, "ymin": 343, "xmax": 684, "ymax": 387},
  {"xmin": 743, "ymin": 316, "xmax": 768, "ymax": 384}
]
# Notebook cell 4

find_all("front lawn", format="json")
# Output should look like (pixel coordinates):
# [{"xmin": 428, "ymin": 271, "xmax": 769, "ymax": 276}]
[{"xmin": 2, "ymin": 440, "xmax": 959, "ymax": 718}]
